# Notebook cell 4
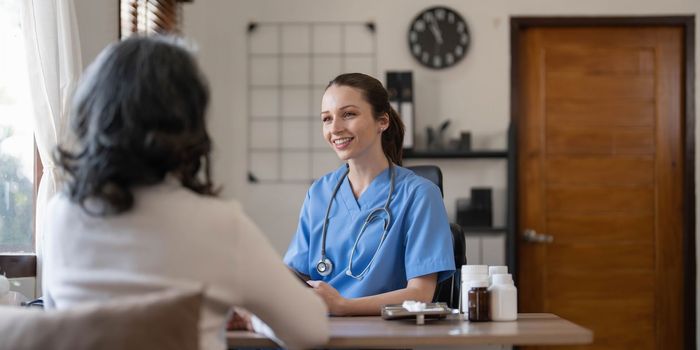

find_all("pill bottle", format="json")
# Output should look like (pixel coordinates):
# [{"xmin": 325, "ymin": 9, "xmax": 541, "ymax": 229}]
[
  {"xmin": 467, "ymin": 279, "xmax": 490, "ymax": 322},
  {"xmin": 460, "ymin": 265, "xmax": 488, "ymax": 314},
  {"xmin": 488, "ymin": 266, "xmax": 508, "ymax": 285},
  {"xmin": 489, "ymin": 273, "xmax": 517, "ymax": 321}
]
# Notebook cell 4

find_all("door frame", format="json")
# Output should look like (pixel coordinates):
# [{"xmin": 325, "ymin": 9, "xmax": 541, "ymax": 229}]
[{"xmin": 508, "ymin": 16, "xmax": 696, "ymax": 349}]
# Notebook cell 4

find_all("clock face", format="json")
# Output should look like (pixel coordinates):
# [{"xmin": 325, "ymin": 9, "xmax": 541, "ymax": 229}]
[{"xmin": 408, "ymin": 6, "xmax": 470, "ymax": 69}]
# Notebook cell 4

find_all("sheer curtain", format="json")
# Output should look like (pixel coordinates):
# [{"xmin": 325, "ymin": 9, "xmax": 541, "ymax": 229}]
[{"xmin": 21, "ymin": 0, "xmax": 82, "ymax": 295}]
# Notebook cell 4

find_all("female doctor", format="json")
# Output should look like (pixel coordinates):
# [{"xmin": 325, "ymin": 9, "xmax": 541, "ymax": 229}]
[{"xmin": 284, "ymin": 73, "xmax": 455, "ymax": 316}]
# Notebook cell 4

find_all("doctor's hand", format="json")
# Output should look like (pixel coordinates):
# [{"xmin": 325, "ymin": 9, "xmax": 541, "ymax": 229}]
[{"xmin": 307, "ymin": 280, "xmax": 348, "ymax": 316}]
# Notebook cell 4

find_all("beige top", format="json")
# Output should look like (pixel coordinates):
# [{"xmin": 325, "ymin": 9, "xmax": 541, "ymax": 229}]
[{"xmin": 42, "ymin": 180, "xmax": 329, "ymax": 350}]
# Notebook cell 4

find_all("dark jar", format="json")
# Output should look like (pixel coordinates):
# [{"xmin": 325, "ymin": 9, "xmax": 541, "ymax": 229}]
[{"xmin": 467, "ymin": 280, "xmax": 490, "ymax": 322}]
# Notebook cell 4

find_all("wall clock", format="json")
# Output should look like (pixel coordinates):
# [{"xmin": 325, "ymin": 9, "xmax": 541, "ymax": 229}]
[{"xmin": 408, "ymin": 6, "xmax": 470, "ymax": 69}]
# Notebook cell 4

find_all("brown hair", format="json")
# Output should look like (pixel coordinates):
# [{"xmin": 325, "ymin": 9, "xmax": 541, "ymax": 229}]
[{"xmin": 326, "ymin": 73, "xmax": 405, "ymax": 166}]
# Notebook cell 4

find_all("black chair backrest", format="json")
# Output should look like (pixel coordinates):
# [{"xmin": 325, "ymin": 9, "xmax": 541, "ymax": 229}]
[
  {"xmin": 406, "ymin": 165, "xmax": 443, "ymax": 198},
  {"xmin": 406, "ymin": 165, "xmax": 466, "ymax": 309}
]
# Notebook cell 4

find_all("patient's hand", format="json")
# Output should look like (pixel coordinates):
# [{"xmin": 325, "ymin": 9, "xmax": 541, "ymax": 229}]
[
  {"xmin": 307, "ymin": 280, "xmax": 348, "ymax": 316},
  {"xmin": 227, "ymin": 307, "xmax": 254, "ymax": 331}
]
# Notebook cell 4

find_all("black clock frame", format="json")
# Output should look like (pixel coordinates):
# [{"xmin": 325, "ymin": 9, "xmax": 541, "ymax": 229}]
[{"xmin": 407, "ymin": 6, "xmax": 470, "ymax": 69}]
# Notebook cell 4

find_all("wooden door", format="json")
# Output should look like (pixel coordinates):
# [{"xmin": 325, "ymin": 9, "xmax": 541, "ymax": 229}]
[{"xmin": 516, "ymin": 26, "xmax": 684, "ymax": 350}]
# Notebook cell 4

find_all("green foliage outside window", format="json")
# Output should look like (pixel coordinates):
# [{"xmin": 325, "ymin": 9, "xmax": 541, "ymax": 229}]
[{"xmin": 0, "ymin": 127, "xmax": 33, "ymax": 252}]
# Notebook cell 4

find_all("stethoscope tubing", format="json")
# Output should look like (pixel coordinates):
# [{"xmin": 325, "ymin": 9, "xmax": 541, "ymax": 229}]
[{"xmin": 317, "ymin": 163, "xmax": 395, "ymax": 279}]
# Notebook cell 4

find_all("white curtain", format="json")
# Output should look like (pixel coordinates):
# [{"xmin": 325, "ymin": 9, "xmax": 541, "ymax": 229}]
[{"xmin": 21, "ymin": 0, "xmax": 82, "ymax": 296}]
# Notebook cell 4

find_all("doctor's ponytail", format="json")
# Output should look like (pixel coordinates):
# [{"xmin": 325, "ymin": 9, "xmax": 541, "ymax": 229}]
[
  {"xmin": 383, "ymin": 104, "xmax": 404, "ymax": 166},
  {"xmin": 326, "ymin": 73, "xmax": 405, "ymax": 166}
]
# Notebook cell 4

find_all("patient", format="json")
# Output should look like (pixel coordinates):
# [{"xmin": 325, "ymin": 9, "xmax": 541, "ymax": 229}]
[{"xmin": 43, "ymin": 36, "xmax": 328, "ymax": 350}]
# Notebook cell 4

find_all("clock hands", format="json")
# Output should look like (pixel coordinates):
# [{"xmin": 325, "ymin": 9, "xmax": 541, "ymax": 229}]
[
  {"xmin": 426, "ymin": 16, "xmax": 443, "ymax": 45},
  {"xmin": 409, "ymin": 7, "xmax": 468, "ymax": 69}
]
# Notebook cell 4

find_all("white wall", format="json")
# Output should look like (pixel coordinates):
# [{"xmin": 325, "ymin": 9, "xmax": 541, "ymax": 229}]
[
  {"xmin": 74, "ymin": 0, "xmax": 699, "ymax": 340},
  {"xmin": 73, "ymin": 0, "xmax": 118, "ymax": 65}
]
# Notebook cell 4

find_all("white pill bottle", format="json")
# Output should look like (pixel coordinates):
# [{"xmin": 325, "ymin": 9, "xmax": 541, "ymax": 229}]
[
  {"xmin": 460, "ymin": 265, "xmax": 488, "ymax": 314},
  {"xmin": 0, "ymin": 274, "xmax": 27, "ymax": 306},
  {"xmin": 488, "ymin": 273, "xmax": 517, "ymax": 321}
]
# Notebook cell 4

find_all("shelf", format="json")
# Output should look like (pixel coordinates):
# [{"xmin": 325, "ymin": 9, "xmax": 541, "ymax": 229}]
[
  {"xmin": 461, "ymin": 226, "xmax": 507, "ymax": 234},
  {"xmin": 403, "ymin": 149, "xmax": 508, "ymax": 159}
]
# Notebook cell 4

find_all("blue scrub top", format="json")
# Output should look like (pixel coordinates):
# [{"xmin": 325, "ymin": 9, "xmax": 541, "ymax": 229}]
[{"xmin": 284, "ymin": 165, "xmax": 455, "ymax": 299}]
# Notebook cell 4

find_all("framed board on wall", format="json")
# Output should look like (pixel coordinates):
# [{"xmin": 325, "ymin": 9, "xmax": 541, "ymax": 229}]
[{"xmin": 247, "ymin": 21, "xmax": 377, "ymax": 184}]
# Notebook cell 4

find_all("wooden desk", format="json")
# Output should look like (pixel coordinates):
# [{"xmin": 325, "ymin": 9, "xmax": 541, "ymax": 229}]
[{"xmin": 227, "ymin": 313, "xmax": 593, "ymax": 348}]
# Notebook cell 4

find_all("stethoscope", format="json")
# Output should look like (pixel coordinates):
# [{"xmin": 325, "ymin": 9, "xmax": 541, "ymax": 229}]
[{"xmin": 316, "ymin": 163, "xmax": 395, "ymax": 280}]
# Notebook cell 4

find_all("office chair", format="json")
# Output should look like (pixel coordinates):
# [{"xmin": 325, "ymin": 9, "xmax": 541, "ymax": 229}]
[
  {"xmin": 406, "ymin": 165, "xmax": 467, "ymax": 309},
  {"xmin": 0, "ymin": 289, "xmax": 202, "ymax": 350}
]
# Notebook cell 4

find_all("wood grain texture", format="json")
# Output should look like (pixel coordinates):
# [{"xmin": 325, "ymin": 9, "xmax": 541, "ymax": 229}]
[
  {"xmin": 517, "ymin": 28, "xmax": 547, "ymax": 313},
  {"xmin": 546, "ymin": 100, "xmax": 655, "ymax": 127},
  {"xmin": 546, "ymin": 124, "xmax": 655, "ymax": 155},
  {"xmin": 546, "ymin": 242, "xmax": 655, "ymax": 270},
  {"xmin": 541, "ymin": 26, "xmax": 661, "ymax": 48},
  {"xmin": 227, "ymin": 314, "xmax": 593, "ymax": 348},
  {"xmin": 546, "ymin": 73, "xmax": 655, "ymax": 100},
  {"xmin": 545, "ymin": 186, "xmax": 654, "ymax": 214},
  {"xmin": 546, "ymin": 212, "xmax": 654, "ymax": 244},
  {"xmin": 549, "ymin": 298, "xmax": 654, "ymax": 350},
  {"xmin": 547, "ymin": 270, "xmax": 655, "ymax": 300},
  {"xmin": 652, "ymin": 27, "xmax": 684, "ymax": 350},
  {"xmin": 545, "ymin": 47, "xmax": 654, "ymax": 75},
  {"xmin": 545, "ymin": 157, "xmax": 654, "ymax": 185},
  {"xmin": 516, "ymin": 25, "xmax": 685, "ymax": 350}
]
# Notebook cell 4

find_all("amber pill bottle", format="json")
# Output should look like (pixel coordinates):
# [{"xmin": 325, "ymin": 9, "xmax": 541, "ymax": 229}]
[{"xmin": 467, "ymin": 280, "xmax": 491, "ymax": 322}]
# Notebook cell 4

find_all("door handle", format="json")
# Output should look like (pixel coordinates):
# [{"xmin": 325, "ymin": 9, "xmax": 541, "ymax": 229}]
[{"xmin": 523, "ymin": 229, "xmax": 553, "ymax": 243}]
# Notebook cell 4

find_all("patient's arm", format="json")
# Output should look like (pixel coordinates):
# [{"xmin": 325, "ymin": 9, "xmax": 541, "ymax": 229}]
[{"xmin": 231, "ymin": 207, "xmax": 329, "ymax": 349}]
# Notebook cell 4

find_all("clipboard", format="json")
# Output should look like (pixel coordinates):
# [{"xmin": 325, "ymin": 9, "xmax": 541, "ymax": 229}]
[{"xmin": 291, "ymin": 269, "xmax": 312, "ymax": 288}]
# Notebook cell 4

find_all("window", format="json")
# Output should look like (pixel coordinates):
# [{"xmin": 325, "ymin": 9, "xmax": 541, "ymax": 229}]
[
  {"xmin": 120, "ymin": 0, "xmax": 191, "ymax": 39},
  {"xmin": 0, "ymin": 0, "xmax": 35, "ymax": 253}
]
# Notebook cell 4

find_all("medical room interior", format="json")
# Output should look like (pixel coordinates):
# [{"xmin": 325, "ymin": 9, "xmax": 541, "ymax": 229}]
[{"xmin": 1, "ymin": 0, "xmax": 699, "ymax": 349}]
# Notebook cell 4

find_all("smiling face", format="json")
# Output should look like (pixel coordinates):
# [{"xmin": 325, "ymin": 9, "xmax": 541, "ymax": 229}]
[{"xmin": 321, "ymin": 84, "xmax": 389, "ymax": 164}]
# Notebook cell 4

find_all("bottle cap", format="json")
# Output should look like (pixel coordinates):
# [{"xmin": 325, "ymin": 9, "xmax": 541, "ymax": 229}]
[
  {"xmin": 462, "ymin": 265, "xmax": 488, "ymax": 275},
  {"xmin": 461, "ymin": 272, "xmax": 489, "ymax": 281},
  {"xmin": 488, "ymin": 266, "xmax": 508, "ymax": 275},
  {"xmin": 492, "ymin": 273, "xmax": 514, "ymax": 285},
  {"xmin": 468, "ymin": 279, "xmax": 489, "ymax": 288}
]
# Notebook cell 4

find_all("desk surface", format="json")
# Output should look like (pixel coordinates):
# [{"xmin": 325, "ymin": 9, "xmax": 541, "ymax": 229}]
[{"xmin": 227, "ymin": 313, "xmax": 593, "ymax": 348}]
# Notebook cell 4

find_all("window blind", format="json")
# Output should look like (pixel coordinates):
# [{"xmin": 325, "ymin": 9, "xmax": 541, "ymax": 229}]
[{"xmin": 120, "ymin": 0, "xmax": 192, "ymax": 38}]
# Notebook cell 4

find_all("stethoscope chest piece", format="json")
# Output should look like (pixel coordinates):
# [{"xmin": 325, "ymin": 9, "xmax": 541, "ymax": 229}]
[
  {"xmin": 317, "ymin": 163, "xmax": 395, "ymax": 280},
  {"xmin": 316, "ymin": 257, "xmax": 333, "ymax": 276}
]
